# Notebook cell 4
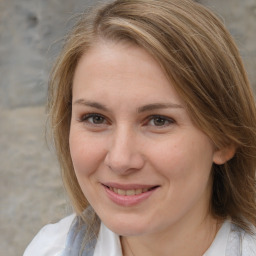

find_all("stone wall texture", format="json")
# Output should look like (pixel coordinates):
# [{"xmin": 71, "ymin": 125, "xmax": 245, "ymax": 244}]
[{"xmin": 0, "ymin": 1, "xmax": 255, "ymax": 255}]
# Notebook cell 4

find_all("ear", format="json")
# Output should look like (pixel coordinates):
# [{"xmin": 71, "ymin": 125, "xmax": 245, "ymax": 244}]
[{"xmin": 213, "ymin": 145, "xmax": 236, "ymax": 165}]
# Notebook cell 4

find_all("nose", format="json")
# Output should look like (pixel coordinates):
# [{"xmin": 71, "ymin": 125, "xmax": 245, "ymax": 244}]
[{"xmin": 104, "ymin": 126, "xmax": 145, "ymax": 175}]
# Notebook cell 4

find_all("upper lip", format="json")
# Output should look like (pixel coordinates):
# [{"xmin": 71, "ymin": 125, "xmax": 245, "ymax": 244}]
[{"xmin": 102, "ymin": 182, "xmax": 159, "ymax": 190}]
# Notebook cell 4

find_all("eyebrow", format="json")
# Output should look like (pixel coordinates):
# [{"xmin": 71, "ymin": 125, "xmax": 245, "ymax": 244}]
[
  {"xmin": 73, "ymin": 99, "xmax": 109, "ymax": 111},
  {"xmin": 73, "ymin": 99, "xmax": 183, "ymax": 112},
  {"xmin": 137, "ymin": 103, "xmax": 183, "ymax": 113}
]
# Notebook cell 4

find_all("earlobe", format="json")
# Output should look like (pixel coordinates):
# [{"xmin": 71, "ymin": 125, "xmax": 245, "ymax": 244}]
[{"xmin": 213, "ymin": 145, "xmax": 236, "ymax": 165}]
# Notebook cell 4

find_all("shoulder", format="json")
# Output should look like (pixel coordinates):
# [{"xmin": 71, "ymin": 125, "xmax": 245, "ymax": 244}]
[
  {"xmin": 23, "ymin": 214, "xmax": 76, "ymax": 256},
  {"xmin": 242, "ymin": 230, "xmax": 256, "ymax": 255},
  {"xmin": 227, "ymin": 222, "xmax": 256, "ymax": 256}
]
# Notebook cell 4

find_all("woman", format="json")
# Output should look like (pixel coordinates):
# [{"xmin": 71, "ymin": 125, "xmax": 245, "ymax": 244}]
[{"xmin": 24, "ymin": 0, "xmax": 256, "ymax": 255}]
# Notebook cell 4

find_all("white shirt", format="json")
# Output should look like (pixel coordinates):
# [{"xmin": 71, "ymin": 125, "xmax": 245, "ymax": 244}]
[{"xmin": 24, "ymin": 215, "xmax": 256, "ymax": 256}]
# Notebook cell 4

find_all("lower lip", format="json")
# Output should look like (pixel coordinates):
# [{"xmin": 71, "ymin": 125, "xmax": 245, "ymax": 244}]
[{"xmin": 103, "ymin": 186, "xmax": 157, "ymax": 207}]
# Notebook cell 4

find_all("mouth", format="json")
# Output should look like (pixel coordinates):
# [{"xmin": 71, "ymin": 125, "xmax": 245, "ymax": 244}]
[
  {"xmin": 103, "ymin": 184, "xmax": 159, "ymax": 196},
  {"xmin": 102, "ymin": 183, "xmax": 159, "ymax": 206}
]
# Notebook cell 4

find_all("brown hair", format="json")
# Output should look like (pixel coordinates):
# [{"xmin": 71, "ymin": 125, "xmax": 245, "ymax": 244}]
[{"xmin": 48, "ymin": 0, "xmax": 256, "ymax": 233}]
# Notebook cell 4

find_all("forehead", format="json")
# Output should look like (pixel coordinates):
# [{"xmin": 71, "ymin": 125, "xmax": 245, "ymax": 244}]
[
  {"xmin": 72, "ymin": 41, "xmax": 184, "ymax": 106},
  {"xmin": 75, "ymin": 40, "xmax": 161, "ymax": 77}
]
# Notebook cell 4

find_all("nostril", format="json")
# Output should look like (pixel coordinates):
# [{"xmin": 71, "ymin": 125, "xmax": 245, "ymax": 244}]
[{"xmin": 104, "ymin": 142, "xmax": 145, "ymax": 173}]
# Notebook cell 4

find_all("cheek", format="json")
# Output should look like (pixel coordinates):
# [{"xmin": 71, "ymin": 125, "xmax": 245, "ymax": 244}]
[
  {"xmin": 148, "ymin": 134, "xmax": 214, "ymax": 183},
  {"xmin": 151, "ymin": 136, "xmax": 214, "ymax": 215},
  {"xmin": 148, "ymin": 138, "xmax": 188, "ymax": 176},
  {"xmin": 69, "ymin": 129, "xmax": 106, "ymax": 177}
]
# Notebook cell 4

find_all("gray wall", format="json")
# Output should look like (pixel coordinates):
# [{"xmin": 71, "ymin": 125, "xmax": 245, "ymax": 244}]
[{"xmin": 0, "ymin": 1, "xmax": 255, "ymax": 255}]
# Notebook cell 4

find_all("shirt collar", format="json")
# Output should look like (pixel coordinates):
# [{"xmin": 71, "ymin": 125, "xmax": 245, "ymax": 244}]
[
  {"xmin": 203, "ymin": 219, "xmax": 231, "ymax": 256},
  {"xmin": 93, "ymin": 222, "xmax": 122, "ymax": 256}
]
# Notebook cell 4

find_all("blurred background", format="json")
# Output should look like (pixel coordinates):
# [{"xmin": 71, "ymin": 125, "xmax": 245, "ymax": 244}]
[{"xmin": 0, "ymin": 0, "xmax": 255, "ymax": 255}]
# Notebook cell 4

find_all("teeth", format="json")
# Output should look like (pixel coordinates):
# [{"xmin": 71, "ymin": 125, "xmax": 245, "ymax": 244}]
[
  {"xmin": 117, "ymin": 189, "xmax": 126, "ymax": 195},
  {"xmin": 109, "ymin": 187, "xmax": 150, "ymax": 196},
  {"xmin": 126, "ymin": 190, "xmax": 135, "ymax": 196},
  {"xmin": 135, "ymin": 189, "xmax": 142, "ymax": 195}
]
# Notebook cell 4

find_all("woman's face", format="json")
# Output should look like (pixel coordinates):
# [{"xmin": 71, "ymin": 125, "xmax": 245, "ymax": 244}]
[{"xmin": 69, "ymin": 41, "xmax": 220, "ymax": 237}]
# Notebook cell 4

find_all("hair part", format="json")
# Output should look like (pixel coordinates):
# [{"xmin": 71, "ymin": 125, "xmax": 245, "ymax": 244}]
[{"xmin": 48, "ymin": 0, "xmax": 256, "ymax": 234}]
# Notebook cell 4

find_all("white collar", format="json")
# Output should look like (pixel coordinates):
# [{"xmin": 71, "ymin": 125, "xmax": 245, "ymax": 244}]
[
  {"xmin": 93, "ymin": 222, "xmax": 122, "ymax": 256},
  {"xmin": 203, "ymin": 220, "xmax": 231, "ymax": 256},
  {"xmin": 93, "ymin": 220, "xmax": 231, "ymax": 256}
]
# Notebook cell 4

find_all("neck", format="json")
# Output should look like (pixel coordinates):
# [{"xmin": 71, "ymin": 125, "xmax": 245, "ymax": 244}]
[{"xmin": 121, "ymin": 215, "xmax": 222, "ymax": 256}]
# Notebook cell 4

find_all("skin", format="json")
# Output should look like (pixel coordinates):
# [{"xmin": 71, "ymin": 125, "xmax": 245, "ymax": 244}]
[{"xmin": 69, "ymin": 40, "xmax": 229, "ymax": 256}]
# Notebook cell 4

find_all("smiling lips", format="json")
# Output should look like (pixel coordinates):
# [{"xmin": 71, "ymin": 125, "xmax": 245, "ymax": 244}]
[{"xmin": 103, "ymin": 183, "xmax": 159, "ymax": 206}]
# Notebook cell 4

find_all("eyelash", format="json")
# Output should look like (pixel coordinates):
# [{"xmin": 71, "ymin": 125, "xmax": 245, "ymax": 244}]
[
  {"xmin": 145, "ymin": 115, "xmax": 175, "ymax": 127},
  {"xmin": 78, "ymin": 113, "xmax": 175, "ymax": 128},
  {"xmin": 79, "ymin": 113, "xmax": 109, "ymax": 126}
]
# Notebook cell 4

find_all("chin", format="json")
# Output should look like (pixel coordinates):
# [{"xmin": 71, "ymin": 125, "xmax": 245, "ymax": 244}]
[
  {"xmin": 109, "ymin": 224, "xmax": 147, "ymax": 237},
  {"xmin": 101, "ymin": 214, "xmax": 150, "ymax": 237}
]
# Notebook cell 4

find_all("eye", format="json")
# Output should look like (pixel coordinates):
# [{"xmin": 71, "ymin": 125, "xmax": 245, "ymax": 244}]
[
  {"xmin": 146, "ymin": 115, "xmax": 175, "ymax": 127},
  {"xmin": 79, "ymin": 113, "xmax": 108, "ymax": 125}
]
